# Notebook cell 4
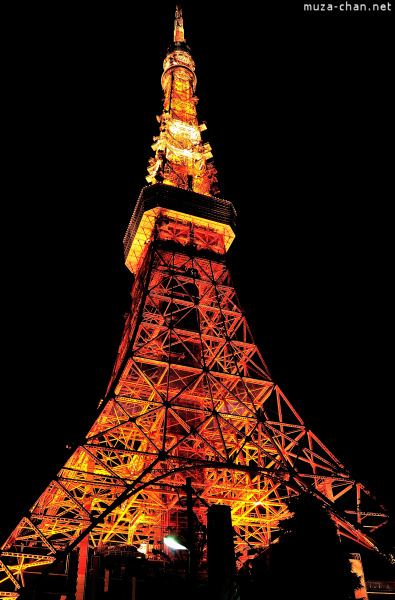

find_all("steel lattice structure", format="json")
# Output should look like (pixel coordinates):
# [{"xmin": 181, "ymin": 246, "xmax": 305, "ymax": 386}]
[{"xmin": 0, "ymin": 6, "xmax": 390, "ymax": 598}]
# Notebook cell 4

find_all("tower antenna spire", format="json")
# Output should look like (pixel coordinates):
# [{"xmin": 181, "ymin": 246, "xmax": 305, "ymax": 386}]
[{"xmin": 174, "ymin": 4, "xmax": 185, "ymax": 42}]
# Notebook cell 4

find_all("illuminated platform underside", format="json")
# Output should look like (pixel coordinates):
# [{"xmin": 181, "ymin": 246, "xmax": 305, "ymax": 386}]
[{"xmin": 124, "ymin": 183, "xmax": 236, "ymax": 274}]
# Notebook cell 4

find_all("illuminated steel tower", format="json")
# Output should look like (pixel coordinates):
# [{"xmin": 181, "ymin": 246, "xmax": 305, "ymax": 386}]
[{"xmin": 0, "ymin": 6, "xmax": 390, "ymax": 598}]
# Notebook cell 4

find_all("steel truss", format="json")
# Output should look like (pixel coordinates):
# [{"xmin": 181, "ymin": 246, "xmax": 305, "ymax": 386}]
[
  {"xmin": 0, "ymin": 220, "xmax": 389, "ymax": 597},
  {"xmin": 0, "ymin": 6, "xmax": 390, "ymax": 597}
]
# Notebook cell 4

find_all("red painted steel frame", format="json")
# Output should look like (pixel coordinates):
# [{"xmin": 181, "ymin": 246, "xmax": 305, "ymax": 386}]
[{"xmin": 0, "ymin": 7, "xmax": 390, "ymax": 598}]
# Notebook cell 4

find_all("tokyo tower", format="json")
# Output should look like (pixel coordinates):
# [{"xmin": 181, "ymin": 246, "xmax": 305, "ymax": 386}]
[{"xmin": 0, "ymin": 5, "xmax": 391, "ymax": 599}]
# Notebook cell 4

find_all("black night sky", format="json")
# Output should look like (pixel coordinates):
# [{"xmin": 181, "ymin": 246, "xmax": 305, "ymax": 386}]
[{"xmin": 2, "ymin": 1, "xmax": 393, "ymax": 550}]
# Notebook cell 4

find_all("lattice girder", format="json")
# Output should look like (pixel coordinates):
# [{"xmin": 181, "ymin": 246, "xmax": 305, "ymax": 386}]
[
  {"xmin": 1, "ymin": 227, "xmax": 388, "ymax": 595},
  {"xmin": 1, "ymin": 7, "xmax": 390, "ymax": 597}
]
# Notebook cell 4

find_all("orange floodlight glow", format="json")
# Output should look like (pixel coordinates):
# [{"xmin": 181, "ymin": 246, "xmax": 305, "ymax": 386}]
[{"xmin": 0, "ymin": 6, "xmax": 390, "ymax": 597}]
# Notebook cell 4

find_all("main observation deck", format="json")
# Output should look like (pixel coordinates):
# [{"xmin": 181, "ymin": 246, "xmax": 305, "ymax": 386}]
[{"xmin": 123, "ymin": 183, "xmax": 237, "ymax": 274}]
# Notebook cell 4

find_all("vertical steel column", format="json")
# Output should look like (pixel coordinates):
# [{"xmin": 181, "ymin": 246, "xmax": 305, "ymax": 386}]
[{"xmin": 75, "ymin": 536, "xmax": 89, "ymax": 600}]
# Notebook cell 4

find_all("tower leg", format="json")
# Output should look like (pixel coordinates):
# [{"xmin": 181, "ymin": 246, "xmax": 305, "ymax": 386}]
[
  {"xmin": 90, "ymin": 554, "xmax": 100, "ymax": 600},
  {"xmin": 132, "ymin": 576, "xmax": 136, "ymax": 600},
  {"xmin": 75, "ymin": 536, "xmax": 89, "ymax": 600}
]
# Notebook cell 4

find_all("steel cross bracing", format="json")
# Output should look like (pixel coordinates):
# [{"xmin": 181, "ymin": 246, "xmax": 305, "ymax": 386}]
[
  {"xmin": 0, "ymin": 6, "xmax": 391, "ymax": 597},
  {"xmin": 0, "ymin": 221, "xmax": 389, "ymax": 597}
]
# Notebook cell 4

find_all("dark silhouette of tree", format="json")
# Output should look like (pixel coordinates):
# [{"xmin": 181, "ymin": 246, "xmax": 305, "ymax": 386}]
[{"xmin": 239, "ymin": 492, "xmax": 362, "ymax": 600}]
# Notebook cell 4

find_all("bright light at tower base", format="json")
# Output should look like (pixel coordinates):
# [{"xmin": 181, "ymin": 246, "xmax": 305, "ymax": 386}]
[{"xmin": 163, "ymin": 536, "xmax": 188, "ymax": 551}]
